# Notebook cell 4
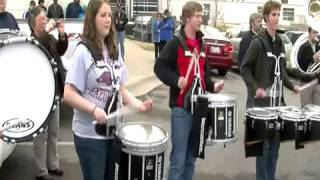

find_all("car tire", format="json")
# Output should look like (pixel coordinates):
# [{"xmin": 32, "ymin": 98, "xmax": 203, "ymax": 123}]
[{"xmin": 218, "ymin": 69, "xmax": 228, "ymax": 76}]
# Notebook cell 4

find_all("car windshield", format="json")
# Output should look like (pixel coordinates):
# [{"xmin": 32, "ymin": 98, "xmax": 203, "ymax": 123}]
[
  {"xmin": 286, "ymin": 32, "xmax": 305, "ymax": 45},
  {"xmin": 279, "ymin": 34, "xmax": 291, "ymax": 44},
  {"xmin": 201, "ymin": 26, "xmax": 225, "ymax": 39}
]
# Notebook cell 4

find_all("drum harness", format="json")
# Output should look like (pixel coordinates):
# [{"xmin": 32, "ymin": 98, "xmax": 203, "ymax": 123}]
[{"xmin": 175, "ymin": 33, "xmax": 206, "ymax": 114}]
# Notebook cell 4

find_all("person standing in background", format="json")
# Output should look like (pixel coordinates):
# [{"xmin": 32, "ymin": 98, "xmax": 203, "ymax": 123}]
[
  {"xmin": 159, "ymin": 9, "xmax": 174, "ymax": 53},
  {"xmin": 66, "ymin": 0, "xmax": 83, "ymax": 18},
  {"xmin": 23, "ymin": 0, "xmax": 36, "ymax": 19},
  {"xmin": 28, "ymin": 6, "xmax": 68, "ymax": 180},
  {"xmin": 0, "ymin": 0, "xmax": 19, "ymax": 30},
  {"xmin": 297, "ymin": 26, "xmax": 320, "ymax": 105},
  {"xmin": 238, "ymin": 12, "xmax": 263, "ymax": 66},
  {"xmin": 38, "ymin": 0, "xmax": 47, "ymax": 12},
  {"xmin": 113, "ymin": 3, "xmax": 128, "ymax": 59},
  {"xmin": 152, "ymin": 12, "xmax": 161, "ymax": 59},
  {"xmin": 47, "ymin": 0, "xmax": 64, "ymax": 19}
]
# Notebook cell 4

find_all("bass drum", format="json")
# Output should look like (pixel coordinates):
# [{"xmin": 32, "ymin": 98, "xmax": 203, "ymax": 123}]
[{"xmin": 0, "ymin": 30, "xmax": 58, "ymax": 143}]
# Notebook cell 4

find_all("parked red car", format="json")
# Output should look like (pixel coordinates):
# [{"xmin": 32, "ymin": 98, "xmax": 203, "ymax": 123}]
[{"xmin": 201, "ymin": 26, "xmax": 234, "ymax": 76}]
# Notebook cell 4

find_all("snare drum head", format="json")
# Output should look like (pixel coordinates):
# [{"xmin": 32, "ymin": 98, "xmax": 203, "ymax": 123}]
[
  {"xmin": 246, "ymin": 107, "xmax": 278, "ymax": 118},
  {"xmin": 0, "ymin": 37, "xmax": 56, "ymax": 142},
  {"xmin": 116, "ymin": 122, "xmax": 168, "ymax": 147}
]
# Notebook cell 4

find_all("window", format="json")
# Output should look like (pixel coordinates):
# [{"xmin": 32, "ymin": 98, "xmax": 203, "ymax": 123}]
[
  {"xmin": 283, "ymin": 8, "xmax": 294, "ymax": 21},
  {"xmin": 257, "ymin": 6, "xmax": 263, "ymax": 14}
]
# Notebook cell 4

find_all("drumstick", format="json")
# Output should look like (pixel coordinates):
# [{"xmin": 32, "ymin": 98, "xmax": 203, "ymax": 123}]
[
  {"xmin": 298, "ymin": 79, "xmax": 319, "ymax": 91},
  {"xmin": 0, "ymin": 118, "xmax": 26, "ymax": 133},
  {"xmin": 180, "ymin": 56, "xmax": 195, "ymax": 94},
  {"xmin": 92, "ymin": 106, "xmax": 136, "ymax": 125}
]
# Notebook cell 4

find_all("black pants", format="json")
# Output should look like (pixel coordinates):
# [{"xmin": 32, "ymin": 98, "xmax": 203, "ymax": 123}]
[
  {"xmin": 154, "ymin": 42, "xmax": 160, "ymax": 59},
  {"xmin": 159, "ymin": 40, "xmax": 167, "ymax": 55}
]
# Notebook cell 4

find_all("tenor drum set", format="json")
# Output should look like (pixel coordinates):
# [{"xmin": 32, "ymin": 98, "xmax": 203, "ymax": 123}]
[{"xmin": 245, "ymin": 105, "xmax": 320, "ymax": 149}]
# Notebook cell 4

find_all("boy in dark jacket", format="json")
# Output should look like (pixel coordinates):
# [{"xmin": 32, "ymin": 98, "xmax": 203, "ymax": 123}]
[
  {"xmin": 154, "ymin": 1, "xmax": 223, "ymax": 180},
  {"xmin": 240, "ymin": 1, "xmax": 299, "ymax": 180}
]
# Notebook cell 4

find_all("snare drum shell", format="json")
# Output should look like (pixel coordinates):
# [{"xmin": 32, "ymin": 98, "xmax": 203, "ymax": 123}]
[
  {"xmin": 119, "ymin": 151, "xmax": 165, "ymax": 180},
  {"xmin": 308, "ymin": 119, "xmax": 320, "ymax": 140}
]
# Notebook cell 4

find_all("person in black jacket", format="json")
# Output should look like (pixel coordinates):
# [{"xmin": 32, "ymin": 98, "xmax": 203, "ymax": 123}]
[
  {"xmin": 113, "ymin": 3, "xmax": 128, "ymax": 59},
  {"xmin": 47, "ymin": 0, "xmax": 64, "ymax": 19},
  {"xmin": 238, "ymin": 12, "xmax": 263, "ymax": 66},
  {"xmin": 154, "ymin": 1, "xmax": 223, "ymax": 180},
  {"xmin": 297, "ymin": 26, "xmax": 320, "ymax": 105},
  {"xmin": 0, "ymin": 0, "xmax": 19, "ymax": 30},
  {"xmin": 28, "ymin": 7, "xmax": 68, "ymax": 180},
  {"xmin": 240, "ymin": 1, "xmax": 299, "ymax": 180}
]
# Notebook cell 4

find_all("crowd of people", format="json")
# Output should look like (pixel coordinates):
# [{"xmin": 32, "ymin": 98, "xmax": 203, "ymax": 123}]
[
  {"xmin": 22, "ymin": 0, "xmax": 84, "ymax": 19},
  {"xmin": 0, "ymin": 0, "xmax": 320, "ymax": 180}
]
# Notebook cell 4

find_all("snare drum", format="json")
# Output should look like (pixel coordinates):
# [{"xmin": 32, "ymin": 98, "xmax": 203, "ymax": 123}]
[
  {"xmin": 0, "ymin": 31, "xmax": 58, "ymax": 143},
  {"xmin": 204, "ymin": 94, "xmax": 238, "ymax": 143},
  {"xmin": 279, "ymin": 111, "xmax": 307, "ymax": 141},
  {"xmin": 115, "ymin": 122, "xmax": 168, "ymax": 180},
  {"xmin": 245, "ymin": 108, "xmax": 279, "ymax": 144}
]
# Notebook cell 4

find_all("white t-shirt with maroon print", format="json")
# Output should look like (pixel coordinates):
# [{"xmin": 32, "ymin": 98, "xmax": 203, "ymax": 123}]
[{"xmin": 66, "ymin": 44, "xmax": 128, "ymax": 139}]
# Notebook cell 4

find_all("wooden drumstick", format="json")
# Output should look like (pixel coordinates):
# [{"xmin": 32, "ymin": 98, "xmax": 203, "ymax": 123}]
[
  {"xmin": 92, "ymin": 106, "xmax": 136, "ymax": 125},
  {"xmin": 298, "ymin": 79, "xmax": 318, "ymax": 91},
  {"xmin": 180, "ymin": 56, "xmax": 195, "ymax": 94}
]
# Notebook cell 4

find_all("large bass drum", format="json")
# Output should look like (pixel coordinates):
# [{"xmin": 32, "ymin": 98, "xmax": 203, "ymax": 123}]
[{"xmin": 0, "ymin": 30, "xmax": 58, "ymax": 143}]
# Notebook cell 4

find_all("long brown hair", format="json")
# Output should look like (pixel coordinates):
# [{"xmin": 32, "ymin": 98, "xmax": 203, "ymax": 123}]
[{"xmin": 82, "ymin": 0, "xmax": 118, "ymax": 60}]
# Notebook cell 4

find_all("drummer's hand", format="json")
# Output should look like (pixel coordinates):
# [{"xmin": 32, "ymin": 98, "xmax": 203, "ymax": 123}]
[
  {"xmin": 92, "ymin": 106, "xmax": 108, "ymax": 124},
  {"xmin": 293, "ymin": 85, "xmax": 300, "ymax": 94},
  {"xmin": 214, "ymin": 80, "xmax": 224, "ymax": 93},
  {"xmin": 46, "ymin": 19, "xmax": 56, "ymax": 32},
  {"xmin": 139, "ymin": 99, "xmax": 153, "ymax": 112},
  {"xmin": 178, "ymin": 76, "xmax": 188, "ymax": 90},
  {"xmin": 255, "ymin": 88, "xmax": 267, "ymax": 98}
]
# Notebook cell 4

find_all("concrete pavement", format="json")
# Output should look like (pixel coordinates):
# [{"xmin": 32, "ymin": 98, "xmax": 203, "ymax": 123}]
[{"xmin": 123, "ymin": 38, "xmax": 163, "ymax": 97}]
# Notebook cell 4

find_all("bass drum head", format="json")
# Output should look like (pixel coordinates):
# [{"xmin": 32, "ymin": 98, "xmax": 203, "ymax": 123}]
[
  {"xmin": 0, "ymin": 38, "xmax": 57, "ymax": 142},
  {"xmin": 116, "ymin": 122, "xmax": 168, "ymax": 153}
]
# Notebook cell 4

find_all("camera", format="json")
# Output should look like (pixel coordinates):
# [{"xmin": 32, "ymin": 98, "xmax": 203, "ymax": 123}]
[{"xmin": 54, "ymin": 20, "xmax": 61, "ymax": 28}]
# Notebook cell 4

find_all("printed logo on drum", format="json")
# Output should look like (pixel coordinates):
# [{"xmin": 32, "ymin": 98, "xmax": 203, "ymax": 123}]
[
  {"xmin": 2, "ymin": 119, "xmax": 34, "ymax": 133},
  {"xmin": 96, "ymin": 71, "xmax": 112, "ymax": 86}
]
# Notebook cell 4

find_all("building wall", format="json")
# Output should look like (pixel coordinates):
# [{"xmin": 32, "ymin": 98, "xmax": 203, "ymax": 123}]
[{"xmin": 168, "ymin": 0, "xmax": 306, "ymax": 25}]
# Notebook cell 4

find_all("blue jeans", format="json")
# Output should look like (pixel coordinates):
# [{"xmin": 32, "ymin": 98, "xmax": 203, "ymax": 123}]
[
  {"xmin": 116, "ymin": 30, "xmax": 125, "ymax": 59},
  {"xmin": 74, "ymin": 135, "xmax": 113, "ymax": 180},
  {"xmin": 168, "ymin": 107, "xmax": 196, "ymax": 180},
  {"xmin": 256, "ymin": 139, "xmax": 280, "ymax": 180}
]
